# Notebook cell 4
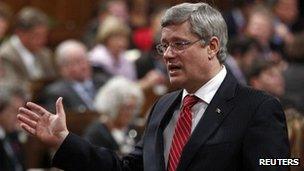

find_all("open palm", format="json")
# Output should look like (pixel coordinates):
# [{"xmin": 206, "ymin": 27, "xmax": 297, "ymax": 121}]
[{"xmin": 18, "ymin": 97, "xmax": 69, "ymax": 149}]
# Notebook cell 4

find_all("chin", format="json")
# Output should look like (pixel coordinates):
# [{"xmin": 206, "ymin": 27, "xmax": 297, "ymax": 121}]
[{"xmin": 169, "ymin": 77, "xmax": 186, "ymax": 89}]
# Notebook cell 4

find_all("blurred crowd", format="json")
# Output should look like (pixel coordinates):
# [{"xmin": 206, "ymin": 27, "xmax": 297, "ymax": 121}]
[{"xmin": 0, "ymin": 0, "xmax": 303, "ymax": 170}]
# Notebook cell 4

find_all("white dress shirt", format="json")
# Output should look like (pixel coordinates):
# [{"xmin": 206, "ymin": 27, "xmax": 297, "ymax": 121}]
[
  {"xmin": 163, "ymin": 65, "xmax": 227, "ymax": 167},
  {"xmin": 88, "ymin": 44, "xmax": 137, "ymax": 80},
  {"xmin": 71, "ymin": 80, "xmax": 95, "ymax": 110},
  {"xmin": 10, "ymin": 35, "xmax": 42, "ymax": 79}
]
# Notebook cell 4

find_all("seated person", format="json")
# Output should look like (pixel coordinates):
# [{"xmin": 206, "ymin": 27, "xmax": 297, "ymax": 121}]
[
  {"xmin": 248, "ymin": 59, "xmax": 285, "ymax": 99},
  {"xmin": 88, "ymin": 16, "xmax": 165, "ymax": 92},
  {"xmin": 0, "ymin": 7, "xmax": 56, "ymax": 94},
  {"xmin": 89, "ymin": 16, "xmax": 136, "ymax": 80},
  {"xmin": 0, "ymin": 85, "xmax": 27, "ymax": 171},
  {"xmin": 248, "ymin": 57, "xmax": 304, "ymax": 171},
  {"xmin": 83, "ymin": 76, "xmax": 144, "ymax": 156},
  {"xmin": 226, "ymin": 36, "xmax": 262, "ymax": 85},
  {"xmin": 40, "ymin": 39, "xmax": 109, "ymax": 113}
]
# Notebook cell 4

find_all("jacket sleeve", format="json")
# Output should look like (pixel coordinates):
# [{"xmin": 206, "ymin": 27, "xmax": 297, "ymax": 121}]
[{"xmin": 52, "ymin": 132, "xmax": 143, "ymax": 171}]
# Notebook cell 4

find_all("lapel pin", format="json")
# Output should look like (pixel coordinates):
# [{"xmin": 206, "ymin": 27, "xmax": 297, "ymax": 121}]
[{"xmin": 215, "ymin": 108, "xmax": 221, "ymax": 114}]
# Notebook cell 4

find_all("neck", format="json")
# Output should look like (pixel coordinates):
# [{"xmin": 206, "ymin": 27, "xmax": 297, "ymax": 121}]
[
  {"xmin": 186, "ymin": 64, "xmax": 222, "ymax": 93},
  {"xmin": 18, "ymin": 36, "xmax": 35, "ymax": 53}
]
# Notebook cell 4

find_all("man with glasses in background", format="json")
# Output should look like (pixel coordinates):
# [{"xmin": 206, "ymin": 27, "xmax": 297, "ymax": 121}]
[{"xmin": 17, "ymin": 2, "xmax": 290, "ymax": 171}]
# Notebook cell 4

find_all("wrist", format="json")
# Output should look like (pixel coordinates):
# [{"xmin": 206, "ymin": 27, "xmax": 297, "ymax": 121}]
[{"xmin": 54, "ymin": 130, "xmax": 69, "ymax": 151}]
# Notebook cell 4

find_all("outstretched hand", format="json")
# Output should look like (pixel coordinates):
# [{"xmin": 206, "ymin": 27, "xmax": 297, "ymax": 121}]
[{"xmin": 17, "ymin": 97, "xmax": 69, "ymax": 150}]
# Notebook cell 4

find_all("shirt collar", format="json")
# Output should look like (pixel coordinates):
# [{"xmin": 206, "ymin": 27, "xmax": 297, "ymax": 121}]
[
  {"xmin": 71, "ymin": 79, "xmax": 93, "ymax": 86},
  {"xmin": 182, "ymin": 65, "xmax": 227, "ymax": 104},
  {"xmin": 10, "ymin": 35, "xmax": 34, "ymax": 57}
]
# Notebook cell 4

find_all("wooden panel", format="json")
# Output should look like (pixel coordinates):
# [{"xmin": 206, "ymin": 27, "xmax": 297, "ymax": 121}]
[
  {"xmin": 2, "ymin": 0, "xmax": 230, "ymax": 49},
  {"xmin": 2, "ymin": 0, "xmax": 100, "ymax": 48}
]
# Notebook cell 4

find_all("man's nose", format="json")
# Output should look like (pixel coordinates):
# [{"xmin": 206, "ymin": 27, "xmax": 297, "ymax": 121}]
[{"xmin": 163, "ymin": 46, "xmax": 175, "ymax": 59}]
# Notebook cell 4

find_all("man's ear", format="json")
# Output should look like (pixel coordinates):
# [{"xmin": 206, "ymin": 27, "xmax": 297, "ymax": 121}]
[{"xmin": 207, "ymin": 36, "xmax": 220, "ymax": 59}]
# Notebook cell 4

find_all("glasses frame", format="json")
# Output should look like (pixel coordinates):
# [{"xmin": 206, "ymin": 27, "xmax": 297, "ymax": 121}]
[{"xmin": 156, "ymin": 38, "xmax": 205, "ymax": 56}]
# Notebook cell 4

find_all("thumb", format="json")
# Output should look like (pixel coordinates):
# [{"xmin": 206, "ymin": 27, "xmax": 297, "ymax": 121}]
[{"xmin": 56, "ymin": 97, "xmax": 65, "ymax": 118}]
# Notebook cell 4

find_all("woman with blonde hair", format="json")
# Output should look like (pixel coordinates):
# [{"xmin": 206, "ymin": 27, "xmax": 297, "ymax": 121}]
[{"xmin": 89, "ymin": 16, "xmax": 136, "ymax": 80}]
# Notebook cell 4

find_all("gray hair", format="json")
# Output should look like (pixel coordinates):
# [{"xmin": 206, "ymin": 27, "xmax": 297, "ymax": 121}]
[
  {"xmin": 94, "ymin": 76, "xmax": 144, "ymax": 119},
  {"xmin": 15, "ymin": 6, "xmax": 49, "ymax": 30},
  {"xmin": 161, "ymin": 3, "xmax": 228, "ymax": 63},
  {"xmin": 55, "ymin": 39, "xmax": 87, "ymax": 67}
]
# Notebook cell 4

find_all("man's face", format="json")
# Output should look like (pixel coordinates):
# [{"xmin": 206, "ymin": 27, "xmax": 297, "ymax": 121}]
[
  {"xmin": 246, "ymin": 13, "xmax": 273, "ymax": 46},
  {"xmin": 0, "ymin": 96, "xmax": 24, "ymax": 133},
  {"xmin": 275, "ymin": 0, "xmax": 298, "ymax": 25},
  {"xmin": 0, "ymin": 17, "xmax": 8, "ymax": 39},
  {"xmin": 18, "ymin": 25, "xmax": 48, "ymax": 52},
  {"xmin": 161, "ymin": 22, "xmax": 212, "ymax": 92},
  {"xmin": 241, "ymin": 47, "xmax": 260, "ymax": 74},
  {"xmin": 255, "ymin": 66, "xmax": 285, "ymax": 97},
  {"xmin": 63, "ymin": 49, "xmax": 92, "ymax": 82},
  {"xmin": 108, "ymin": 1, "xmax": 129, "ymax": 23}
]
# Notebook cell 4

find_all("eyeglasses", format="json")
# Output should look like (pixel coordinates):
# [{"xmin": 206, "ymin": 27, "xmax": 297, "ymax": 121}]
[{"xmin": 156, "ymin": 39, "xmax": 204, "ymax": 56}]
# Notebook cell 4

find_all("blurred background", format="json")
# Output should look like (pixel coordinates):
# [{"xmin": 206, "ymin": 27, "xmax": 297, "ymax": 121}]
[{"xmin": 0, "ymin": 0, "xmax": 303, "ymax": 170}]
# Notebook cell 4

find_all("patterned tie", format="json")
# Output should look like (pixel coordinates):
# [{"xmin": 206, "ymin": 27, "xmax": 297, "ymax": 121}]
[{"xmin": 168, "ymin": 95, "xmax": 199, "ymax": 171}]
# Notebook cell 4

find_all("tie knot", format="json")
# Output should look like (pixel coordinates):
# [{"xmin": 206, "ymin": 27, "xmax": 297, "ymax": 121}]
[{"xmin": 182, "ymin": 95, "xmax": 199, "ymax": 109}]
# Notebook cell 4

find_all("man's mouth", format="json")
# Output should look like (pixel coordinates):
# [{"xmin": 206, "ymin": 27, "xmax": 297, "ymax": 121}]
[{"xmin": 168, "ymin": 64, "xmax": 182, "ymax": 75}]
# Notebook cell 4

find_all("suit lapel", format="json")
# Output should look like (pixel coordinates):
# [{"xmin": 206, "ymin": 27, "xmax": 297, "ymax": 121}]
[
  {"xmin": 35, "ymin": 50, "xmax": 55, "ymax": 78},
  {"xmin": 9, "ymin": 42, "xmax": 30, "ymax": 78},
  {"xmin": 156, "ymin": 91, "xmax": 182, "ymax": 171},
  {"xmin": 66, "ymin": 80, "xmax": 92, "ymax": 108},
  {"xmin": 177, "ymin": 72, "xmax": 238, "ymax": 171},
  {"xmin": 144, "ymin": 90, "xmax": 182, "ymax": 171}
]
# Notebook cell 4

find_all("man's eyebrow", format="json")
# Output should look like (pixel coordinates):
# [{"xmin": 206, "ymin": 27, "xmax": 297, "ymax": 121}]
[{"xmin": 161, "ymin": 37, "xmax": 188, "ymax": 43}]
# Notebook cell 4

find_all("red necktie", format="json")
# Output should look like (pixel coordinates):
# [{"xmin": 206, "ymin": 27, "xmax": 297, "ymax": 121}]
[{"xmin": 168, "ymin": 95, "xmax": 199, "ymax": 171}]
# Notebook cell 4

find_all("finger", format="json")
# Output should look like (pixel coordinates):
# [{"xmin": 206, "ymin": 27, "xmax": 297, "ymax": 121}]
[
  {"xmin": 19, "ymin": 107, "xmax": 40, "ymax": 121},
  {"xmin": 17, "ymin": 114, "xmax": 37, "ymax": 129},
  {"xmin": 56, "ymin": 97, "xmax": 65, "ymax": 118},
  {"xmin": 26, "ymin": 102, "xmax": 51, "ymax": 116},
  {"xmin": 20, "ymin": 123, "xmax": 36, "ymax": 136}
]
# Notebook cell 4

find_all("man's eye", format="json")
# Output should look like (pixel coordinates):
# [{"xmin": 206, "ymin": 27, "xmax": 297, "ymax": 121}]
[
  {"xmin": 173, "ymin": 41, "xmax": 188, "ymax": 48},
  {"xmin": 162, "ymin": 44, "xmax": 169, "ymax": 49}
]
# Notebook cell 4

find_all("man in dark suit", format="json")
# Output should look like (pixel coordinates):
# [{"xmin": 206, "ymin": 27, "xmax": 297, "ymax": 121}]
[
  {"xmin": 17, "ymin": 2, "xmax": 290, "ymax": 171},
  {"xmin": 0, "ymin": 86, "xmax": 26, "ymax": 171},
  {"xmin": 39, "ymin": 39, "xmax": 110, "ymax": 113}
]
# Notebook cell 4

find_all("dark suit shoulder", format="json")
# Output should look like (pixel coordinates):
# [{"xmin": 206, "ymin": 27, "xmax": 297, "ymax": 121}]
[
  {"xmin": 144, "ymin": 90, "xmax": 181, "ymax": 124},
  {"xmin": 44, "ymin": 80, "xmax": 70, "ymax": 94},
  {"xmin": 154, "ymin": 90, "xmax": 181, "ymax": 108},
  {"xmin": 83, "ymin": 121, "xmax": 119, "ymax": 151},
  {"xmin": 236, "ymin": 84, "xmax": 281, "ymax": 111}
]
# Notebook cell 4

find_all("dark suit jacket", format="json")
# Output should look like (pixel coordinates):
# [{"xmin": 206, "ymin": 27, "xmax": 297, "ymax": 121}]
[
  {"xmin": 0, "ymin": 138, "xmax": 16, "ymax": 171},
  {"xmin": 0, "ymin": 133, "xmax": 25, "ymax": 171},
  {"xmin": 83, "ymin": 121, "xmax": 119, "ymax": 151},
  {"xmin": 40, "ymin": 79, "xmax": 104, "ymax": 113},
  {"xmin": 52, "ymin": 71, "xmax": 290, "ymax": 171}
]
